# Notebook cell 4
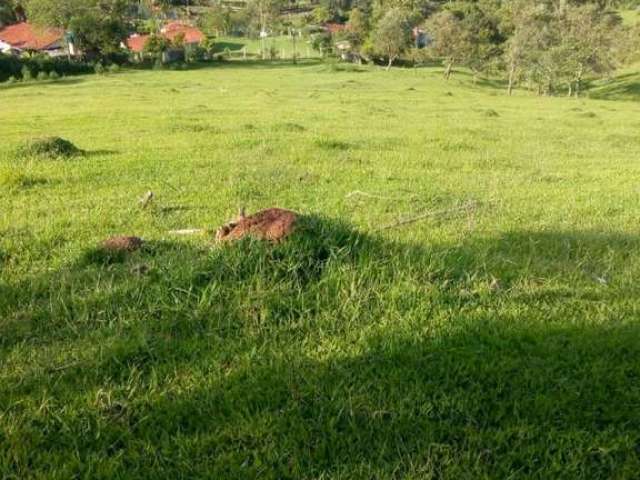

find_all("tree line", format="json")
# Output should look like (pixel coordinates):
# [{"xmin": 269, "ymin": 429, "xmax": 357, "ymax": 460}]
[{"xmin": 1, "ymin": 0, "xmax": 639, "ymax": 94}]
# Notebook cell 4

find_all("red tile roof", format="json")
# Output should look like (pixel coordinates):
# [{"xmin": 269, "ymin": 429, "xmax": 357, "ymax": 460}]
[
  {"xmin": 325, "ymin": 23, "xmax": 348, "ymax": 34},
  {"xmin": 125, "ymin": 22, "xmax": 204, "ymax": 53},
  {"xmin": 126, "ymin": 34, "xmax": 150, "ymax": 53},
  {"xmin": 0, "ymin": 22, "xmax": 63, "ymax": 50},
  {"xmin": 161, "ymin": 22, "xmax": 205, "ymax": 44}
]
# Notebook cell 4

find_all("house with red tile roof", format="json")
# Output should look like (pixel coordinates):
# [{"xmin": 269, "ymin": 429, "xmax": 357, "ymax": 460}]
[
  {"xmin": 125, "ymin": 21, "xmax": 205, "ymax": 56},
  {"xmin": 0, "ymin": 22, "xmax": 70, "ymax": 56}
]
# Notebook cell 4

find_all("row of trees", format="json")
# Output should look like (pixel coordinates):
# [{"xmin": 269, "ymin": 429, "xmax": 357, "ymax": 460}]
[
  {"xmin": 1, "ymin": 0, "xmax": 639, "ymax": 94},
  {"xmin": 345, "ymin": 0, "xmax": 639, "ymax": 95}
]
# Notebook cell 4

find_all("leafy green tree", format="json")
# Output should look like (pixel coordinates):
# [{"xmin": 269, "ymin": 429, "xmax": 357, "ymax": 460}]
[
  {"xmin": 559, "ymin": 4, "xmax": 620, "ymax": 96},
  {"xmin": 143, "ymin": 32, "xmax": 171, "ymax": 61},
  {"xmin": 24, "ymin": 0, "xmax": 128, "ymax": 60},
  {"xmin": 425, "ymin": 10, "xmax": 472, "ymax": 79},
  {"xmin": 347, "ymin": 7, "xmax": 368, "ymax": 46},
  {"xmin": 313, "ymin": 5, "xmax": 332, "ymax": 24},
  {"xmin": 200, "ymin": 4, "xmax": 232, "ymax": 36},
  {"xmin": 373, "ymin": 7, "xmax": 411, "ymax": 70},
  {"xmin": 0, "ymin": 0, "xmax": 16, "ymax": 27}
]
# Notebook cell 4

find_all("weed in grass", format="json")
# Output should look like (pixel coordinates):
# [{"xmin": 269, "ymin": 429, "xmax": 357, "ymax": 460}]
[
  {"xmin": 314, "ymin": 137, "xmax": 351, "ymax": 151},
  {"xmin": 274, "ymin": 122, "xmax": 306, "ymax": 132}
]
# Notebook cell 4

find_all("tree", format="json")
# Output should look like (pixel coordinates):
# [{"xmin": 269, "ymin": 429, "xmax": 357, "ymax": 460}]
[
  {"xmin": 24, "ymin": 0, "xmax": 129, "ymax": 60},
  {"xmin": 312, "ymin": 5, "xmax": 332, "ymax": 24},
  {"xmin": 347, "ymin": 7, "xmax": 368, "ymax": 47},
  {"xmin": 143, "ymin": 32, "xmax": 171, "ymax": 61},
  {"xmin": 425, "ymin": 10, "xmax": 472, "ymax": 79},
  {"xmin": 373, "ymin": 7, "xmax": 410, "ymax": 70},
  {"xmin": 0, "ymin": 0, "xmax": 16, "ymax": 27},
  {"xmin": 559, "ymin": 4, "xmax": 620, "ymax": 96},
  {"xmin": 200, "ymin": 4, "xmax": 233, "ymax": 36}
]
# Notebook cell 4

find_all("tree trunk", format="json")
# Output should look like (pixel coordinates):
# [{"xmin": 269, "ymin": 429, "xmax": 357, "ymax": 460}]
[
  {"xmin": 567, "ymin": 83, "xmax": 573, "ymax": 97},
  {"xmin": 386, "ymin": 55, "xmax": 395, "ymax": 71},
  {"xmin": 507, "ymin": 64, "xmax": 515, "ymax": 96},
  {"xmin": 575, "ymin": 66, "xmax": 583, "ymax": 98},
  {"xmin": 444, "ymin": 61, "xmax": 453, "ymax": 80}
]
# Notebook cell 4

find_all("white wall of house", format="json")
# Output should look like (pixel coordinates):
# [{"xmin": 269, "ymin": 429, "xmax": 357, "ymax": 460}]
[{"xmin": 0, "ymin": 40, "xmax": 12, "ymax": 53}]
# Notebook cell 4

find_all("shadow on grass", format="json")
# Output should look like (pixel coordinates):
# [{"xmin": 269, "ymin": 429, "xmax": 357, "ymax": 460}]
[
  {"xmin": 1, "ymin": 219, "xmax": 639, "ymax": 476},
  {"xmin": 0, "ymin": 77, "xmax": 86, "ymax": 90},
  {"xmin": 213, "ymin": 41, "xmax": 246, "ymax": 52},
  {"xmin": 588, "ymin": 71, "xmax": 640, "ymax": 101}
]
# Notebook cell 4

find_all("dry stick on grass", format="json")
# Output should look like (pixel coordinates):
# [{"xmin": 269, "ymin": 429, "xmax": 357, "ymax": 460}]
[
  {"xmin": 346, "ymin": 190, "xmax": 417, "ymax": 202},
  {"xmin": 168, "ymin": 228, "xmax": 208, "ymax": 235},
  {"xmin": 375, "ymin": 201, "xmax": 480, "ymax": 231}
]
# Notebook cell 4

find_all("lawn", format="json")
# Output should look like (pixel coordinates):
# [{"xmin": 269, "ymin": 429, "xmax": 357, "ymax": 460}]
[
  {"xmin": 214, "ymin": 34, "xmax": 322, "ymax": 59},
  {"xmin": 1, "ymin": 61, "xmax": 640, "ymax": 478}
]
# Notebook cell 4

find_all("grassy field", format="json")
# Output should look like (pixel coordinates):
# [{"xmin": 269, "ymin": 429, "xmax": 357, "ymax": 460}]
[
  {"xmin": 214, "ymin": 35, "xmax": 322, "ymax": 59},
  {"xmin": 1, "ymin": 60, "xmax": 640, "ymax": 478}
]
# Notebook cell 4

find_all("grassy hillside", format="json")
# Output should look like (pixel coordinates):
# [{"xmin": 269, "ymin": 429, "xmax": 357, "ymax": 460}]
[{"xmin": 1, "ymin": 62, "xmax": 640, "ymax": 478}]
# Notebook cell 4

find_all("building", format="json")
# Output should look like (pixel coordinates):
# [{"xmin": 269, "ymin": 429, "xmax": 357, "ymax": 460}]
[
  {"xmin": 0, "ymin": 22, "xmax": 72, "ymax": 57},
  {"xmin": 125, "ymin": 21, "xmax": 205, "ymax": 61}
]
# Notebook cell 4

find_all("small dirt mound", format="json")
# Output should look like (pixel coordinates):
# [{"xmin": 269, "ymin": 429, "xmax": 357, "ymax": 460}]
[
  {"xmin": 15, "ymin": 137, "xmax": 82, "ymax": 159},
  {"xmin": 216, "ymin": 208, "xmax": 298, "ymax": 243},
  {"xmin": 101, "ymin": 236, "xmax": 144, "ymax": 252}
]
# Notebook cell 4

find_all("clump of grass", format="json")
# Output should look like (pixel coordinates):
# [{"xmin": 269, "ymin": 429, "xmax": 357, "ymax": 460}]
[
  {"xmin": 314, "ymin": 137, "xmax": 351, "ymax": 151},
  {"xmin": 171, "ymin": 123, "xmax": 222, "ymax": 134},
  {"xmin": 578, "ymin": 111, "xmax": 597, "ymax": 118},
  {"xmin": 483, "ymin": 109, "xmax": 500, "ymax": 117},
  {"xmin": 15, "ymin": 136, "xmax": 82, "ymax": 159},
  {"xmin": 274, "ymin": 122, "xmax": 305, "ymax": 132},
  {"xmin": 0, "ymin": 166, "xmax": 46, "ymax": 190}
]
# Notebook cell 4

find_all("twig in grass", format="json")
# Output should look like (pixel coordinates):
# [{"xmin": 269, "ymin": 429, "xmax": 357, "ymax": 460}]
[
  {"xmin": 168, "ymin": 228, "xmax": 208, "ymax": 235},
  {"xmin": 139, "ymin": 191, "xmax": 154, "ymax": 209},
  {"xmin": 376, "ymin": 201, "xmax": 480, "ymax": 231},
  {"xmin": 47, "ymin": 362, "xmax": 79, "ymax": 373},
  {"xmin": 346, "ymin": 190, "xmax": 416, "ymax": 202}
]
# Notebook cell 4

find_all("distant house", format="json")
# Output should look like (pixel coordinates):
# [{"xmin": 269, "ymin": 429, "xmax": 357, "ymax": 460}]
[
  {"xmin": 324, "ymin": 23, "xmax": 348, "ymax": 35},
  {"xmin": 412, "ymin": 27, "xmax": 430, "ymax": 49},
  {"xmin": 125, "ymin": 21, "xmax": 205, "ymax": 61},
  {"xmin": 0, "ymin": 22, "xmax": 72, "ymax": 57}
]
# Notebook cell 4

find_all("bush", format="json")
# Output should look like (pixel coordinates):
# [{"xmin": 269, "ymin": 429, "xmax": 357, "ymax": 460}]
[
  {"xmin": 0, "ymin": 53, "xmax": 93, "ymax": 83},
  {"xmin": 108, "ymin": 63, "xmax": 120, "ymax": 74},
  {"xmin": 15, "ymin": 137, "xmax": 82, "ymax": 159},
  {"xmin": 94, "ymin": 63, "xmax": 105, "ymax": 74},
  {"xmin": 6, "ymin": 76, "xmax": 16, "ymax": 84},
  {"xmin": 36, "ymin": 71, "xmax": 49, "ymax": 81},
  {"xmin": 49, "ymin": 71, "xmax": 60, "ymax": 80},
  {"xmin": 21, "ymin": 65, "xmax": 33, "ymax": 81}
]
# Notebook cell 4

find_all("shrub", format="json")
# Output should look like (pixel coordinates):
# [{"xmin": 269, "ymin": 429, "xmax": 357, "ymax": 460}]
[
  {"xmin": 0, "ymin": 53, "xmax": 93, "ymax": 83},
  {"xmin": 108, "ymin": 63, "xmax": 120, "ymax": 74},
  {"xmin": 21, "ymin": 65, "xmax": 33, "ymax": 81},
  {"xmin": 6, "ymin": 76, "xmax": 17, "ymax": 84},
  {"xmin": 49, "ymin": 71, "xmax": 60, "ymax": 80},
  {"xmin": 94, "ymin": 63, "xmax": 105, "ymax": 74},
  {"xmin": 36, "ymin": 71, "xmax": 49, "ymax": 81},
  {"xmin": 15, "ymin": 137, "xmax": 82, "ymax": 159}
]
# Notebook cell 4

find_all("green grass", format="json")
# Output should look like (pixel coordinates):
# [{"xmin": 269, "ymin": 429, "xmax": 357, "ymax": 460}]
[
  {"xmin": 1, "ymin": 61, "xmax": 640, "ymax": 478},
  {"xmin": 214, "ymin": 34, "xmax": 321, "ymax": 59},
  {"xmin": 619, "ymin": 9, "xmax": 640, "ymax": 26}
]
